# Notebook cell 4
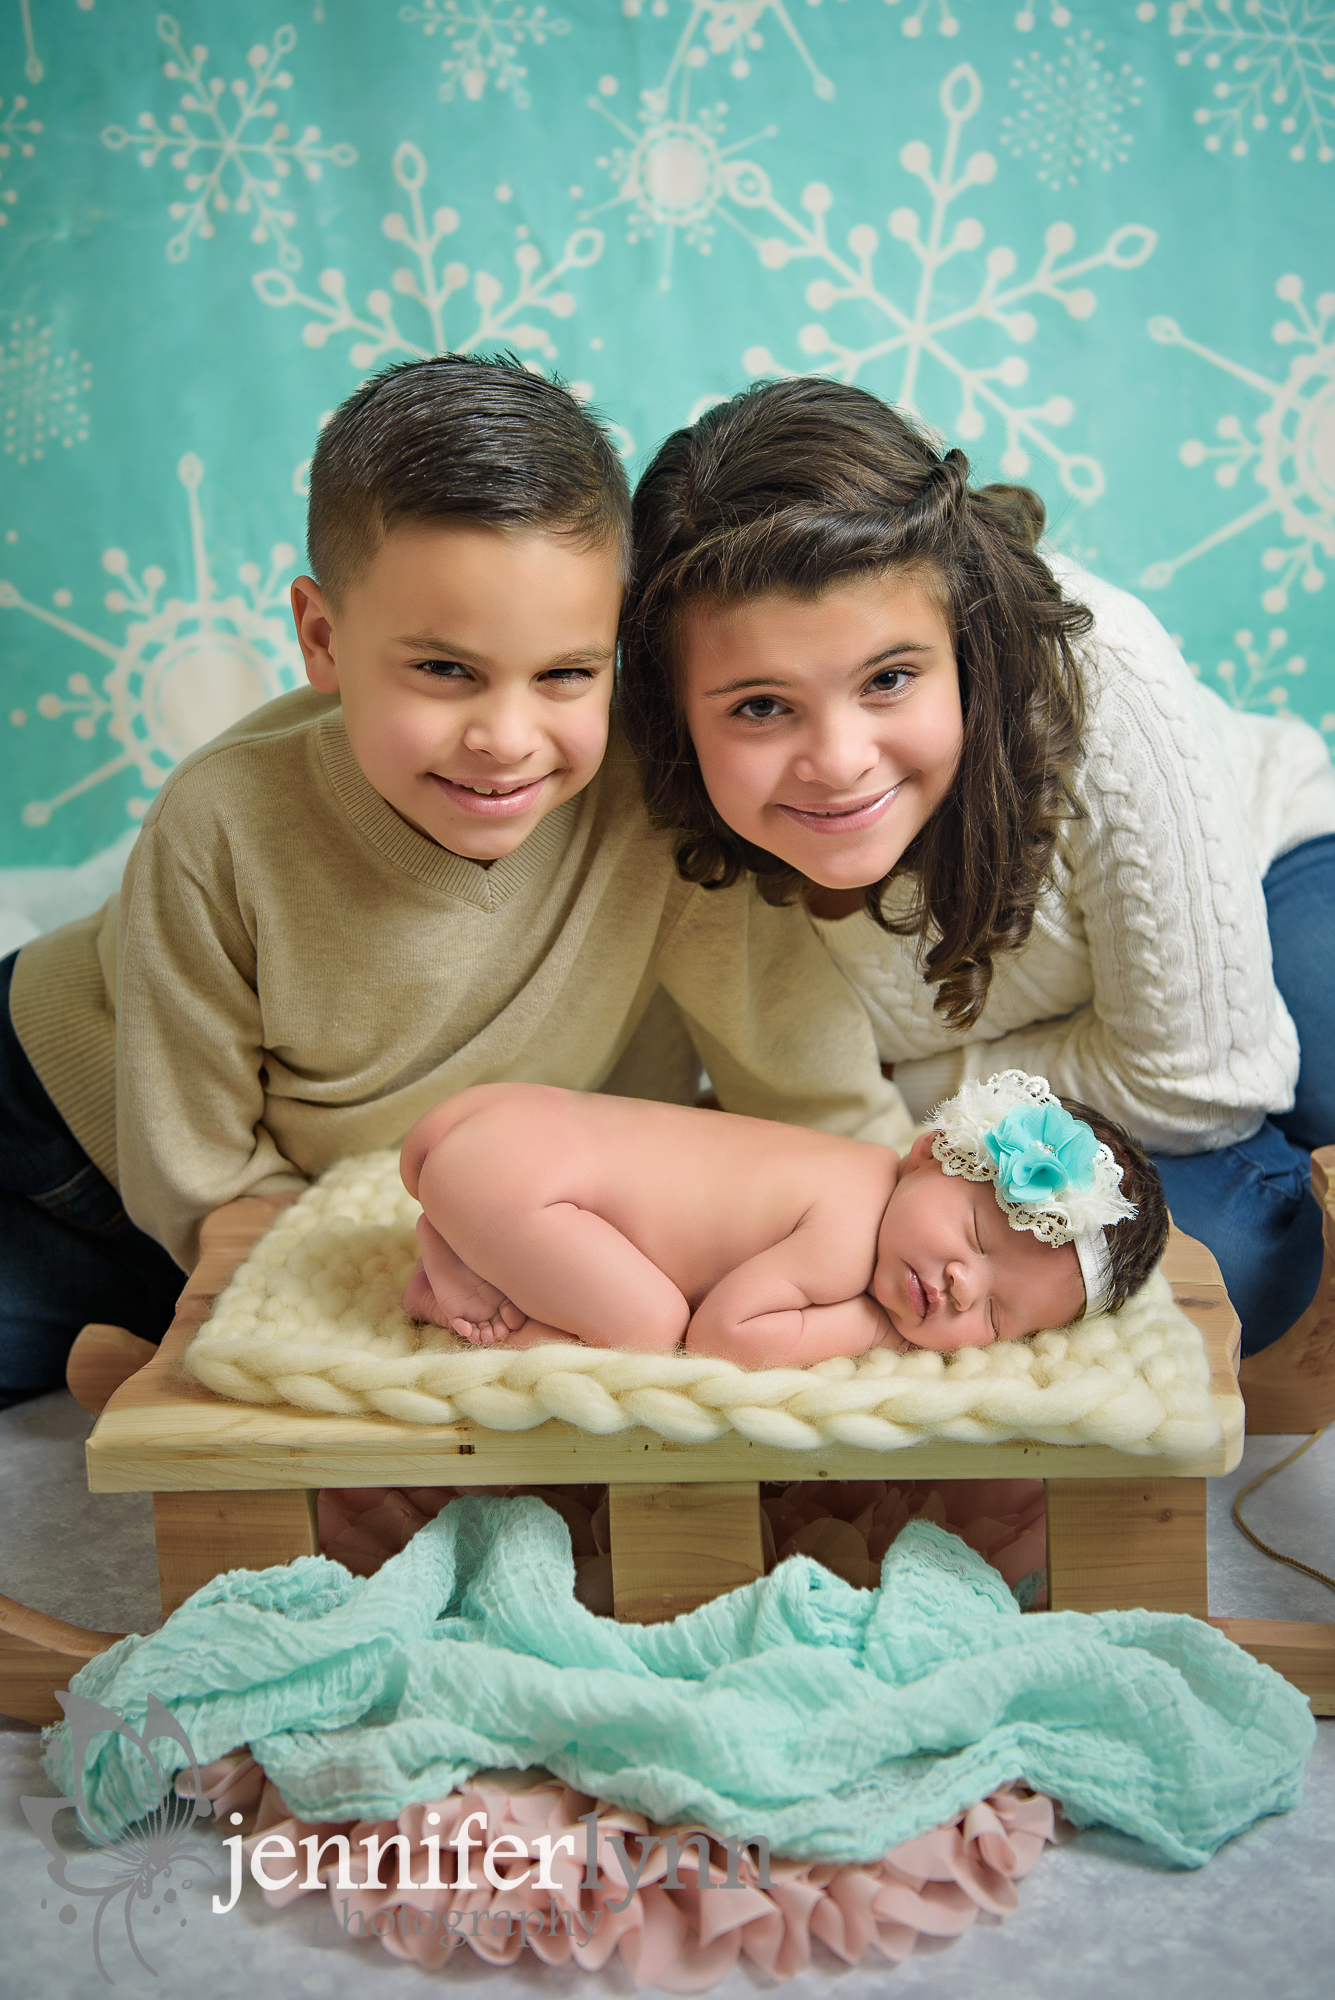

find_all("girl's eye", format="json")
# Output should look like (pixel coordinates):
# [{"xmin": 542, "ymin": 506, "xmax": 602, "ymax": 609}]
[
  {"xmin": 867, "ymin": 667, "xmax": 913, "ymax": 696},
  {"xmin": 540, "ymin": 667, "xmax": 595, "ymax": 687},
  {"xmin": 731, "ymin": 695, "xmax": 788, "ymax": 722}
]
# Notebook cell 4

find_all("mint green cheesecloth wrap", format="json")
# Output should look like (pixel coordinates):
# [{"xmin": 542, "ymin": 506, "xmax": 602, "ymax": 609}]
[{"xmin": 46, "ymin": 1502, "xmax": 1313, "ymax": 1868}]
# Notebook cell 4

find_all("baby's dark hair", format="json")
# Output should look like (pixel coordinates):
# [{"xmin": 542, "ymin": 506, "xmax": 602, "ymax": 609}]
[
  {"xmin": 619, "ymin": 377, "xmax": 1093, "ymax": 1032},
  {"xmin": 1059, "ymin": 1098, "xmax": 1169, "ymax": 1316},
  {"xmin": 307, "ymin": 354, "xmax": 631, "ymax": 605}
]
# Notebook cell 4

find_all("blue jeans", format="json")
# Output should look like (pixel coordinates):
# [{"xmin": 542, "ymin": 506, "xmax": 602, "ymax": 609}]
[
  {"xmin": 1151, "ymin": 833, "xmax": 1335, "ymax": 1356},
  {"xmin": 0, "ymin": 949, "xmax": 184, "ymax": 1406}
]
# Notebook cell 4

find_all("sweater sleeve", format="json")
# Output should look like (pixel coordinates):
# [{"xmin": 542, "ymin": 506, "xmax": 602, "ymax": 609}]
[
  {"xmin": 656, "ymin": 878, "xmax": 916, "ymax": 1150},
  {"xmin": 916, "ymin": 592, "xmax": 1300, "ymax": 1155},
  {"xmin": 115, "ymin": 820, "xmax": 309, "ymax": 1269}
]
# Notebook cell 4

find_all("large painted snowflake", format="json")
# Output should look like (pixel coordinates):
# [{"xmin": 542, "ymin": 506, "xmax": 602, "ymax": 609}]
[
  {"xmin": 1, "ymin": 315, "xmax": 91, "ymax": 463},
  {"xmin": 734, "ymin": 64, "xmax": 1156, "ymax": 500},
  {"xmin": 1140, "ymin": 274, "xmax": 1335, "ymax": 615},
  {"xmin": 1001, "ymin": 30, "xmax": 1143, "ymax": 188},
  {"xmin": 2, "ymin": 455, "xmax": 300, "ymax": 828},
  {"xmin": 586, "ymin": 74, "xmax": 774, "ymax": 286},
  {"xmin": 101, "ymin": 16, "xmax": 356, "ymax": 269},
  {"xmin": 0, "ymin": 88, "xmax": 40, "ymax": 226},
  {"xmin": 1141, "ymin": 0, "xmax": 1335, "ymax": 162},
  {"xmin": 254, "ymin": 140, "xmax": 602, "ymax": 368},
  {"xmin": 400, "ymin": 1, "xmax": 569, "ymax": 109}
]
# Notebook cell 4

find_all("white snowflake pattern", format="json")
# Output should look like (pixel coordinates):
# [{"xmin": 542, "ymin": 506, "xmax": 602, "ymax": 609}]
[
  {"xmin": 1, "ymin": 317, "xmax": 91, "ymax": 463},
  {"xmin": 101, "ymin": 16, "xmax": 356, "ymax": 270},
  {"xmin": 1140, "ymin": 275, "xmax": 1335, "ymax": 614},
  {"xmin": 0, "ymin": 88, "xmax": 40, "ymax": 225},
  {"xmin": 1187, "ymin": 622, "xmax": 1318, "ymax": 719},
  {"xmin": 734, "ymin": 64, "xmax": 1156, "ymax": 499},
  {"xmin": 2, "ymin": 455, "xmax": 300, "ymax": 827},
  {"xmin": 586, "ymin": 76, "xmax": 774, "ymax": 285},
  {"xmin": 625, "ymin": 0, "xmax": 844, "ymax": 100},
  {"xmin": 253, "ymin": 140, "xmax": 603, "ymax": 367},
  {"xmin": 1001, "ymin": 31, "xmax": 1143, "ymax": 188},
  {"xmin": 400, "ymin": 1, "xmax": 569, "ymax": 109},
  {"xmin": 1013, "ymin": 4, "xmax": 1072, "ymax": 29},
  {"xmin": 1142, "ymin": 0, "xmax": 1335, "ymax": 163},
  {"xmin": 17, "ymin": 0, "xmax": 97, "ymax": 86}
]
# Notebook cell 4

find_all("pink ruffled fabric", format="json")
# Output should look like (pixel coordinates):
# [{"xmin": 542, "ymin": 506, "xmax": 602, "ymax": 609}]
[
  {"xmin": 318, "ymin": 1476, "xmax": 1048, "ymax": 1610},
  {"xmin": 187, "ymin": 1754, "xmax": 1061, "ymax": 1990}
]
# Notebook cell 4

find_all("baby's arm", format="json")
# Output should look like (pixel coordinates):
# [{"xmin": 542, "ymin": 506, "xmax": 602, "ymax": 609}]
[{"xmin": 684, "ymin": 1216, "xmax": 892, "ymax": 1368}]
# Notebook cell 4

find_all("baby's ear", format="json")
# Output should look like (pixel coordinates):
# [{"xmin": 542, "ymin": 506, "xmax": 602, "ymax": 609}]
[{"xmin": 903, "ymin": 1130, "xmax": 941, "ymax": 1171}]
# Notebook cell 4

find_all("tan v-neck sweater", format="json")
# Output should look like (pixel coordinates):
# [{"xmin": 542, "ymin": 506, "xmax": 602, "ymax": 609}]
[{"xmin": 12, "ymin": 690, "xmax": 910, "ymax": 1268}]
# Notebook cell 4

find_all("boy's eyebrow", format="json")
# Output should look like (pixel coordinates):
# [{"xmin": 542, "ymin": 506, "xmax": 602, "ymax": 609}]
[
  {"xmin": 700, "ymin": 640, "xmax": 939, "ymax": 700},
  {"xmin": 393, "ymin": 634, "xmax": 615, "ymax": 667}
]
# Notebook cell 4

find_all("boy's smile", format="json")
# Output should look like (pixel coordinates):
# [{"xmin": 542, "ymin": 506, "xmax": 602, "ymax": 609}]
[{"xmin": 292, "ymin": 520, "xmax": 621, "ymax": 862}]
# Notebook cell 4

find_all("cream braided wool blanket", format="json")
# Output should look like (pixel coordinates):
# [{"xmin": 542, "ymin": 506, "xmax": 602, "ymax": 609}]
[{"xmin": 183, "ymin": 1153, "xmax": 1242, "ymax": 1457}]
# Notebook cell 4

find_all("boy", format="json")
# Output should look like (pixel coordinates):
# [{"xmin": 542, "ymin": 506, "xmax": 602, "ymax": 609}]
[
  {"xmin": 1, "ymin": 357, "xmax": 909, "ymax": 1403},
  {"xmin": 398, "ymin": 1074, "xmax": 1166, "ymax": 1365}
]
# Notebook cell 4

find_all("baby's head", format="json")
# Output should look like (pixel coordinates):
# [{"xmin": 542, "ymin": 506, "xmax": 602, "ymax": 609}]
[
  {"xmin": 292, "ymin": 355, "xmax": 630, "ymax": 862},
  {"xmin": 871, "ymin": 1072, "xmax": 1168, "ymax": 1351}
]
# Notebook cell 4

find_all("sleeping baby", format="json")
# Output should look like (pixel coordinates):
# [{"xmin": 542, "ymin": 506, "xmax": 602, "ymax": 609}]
[{"xmin": 399, "ymin": 1070, "xmax": 1167, "ymax": 1366}]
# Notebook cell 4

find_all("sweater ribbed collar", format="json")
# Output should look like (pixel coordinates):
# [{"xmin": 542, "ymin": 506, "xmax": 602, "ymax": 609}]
[{"xmin": 317, "ymin": 710, "xmax": 579, "ymax": 909}]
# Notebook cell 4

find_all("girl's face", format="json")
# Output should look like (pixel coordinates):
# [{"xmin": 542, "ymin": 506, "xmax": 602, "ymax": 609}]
[{"xmin": 679, "ymin": 571, "xmax": 964, "ymax": 890}]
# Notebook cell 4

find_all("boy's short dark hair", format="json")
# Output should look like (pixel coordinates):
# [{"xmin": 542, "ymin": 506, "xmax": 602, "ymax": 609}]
[
  {"xmin": 307, "ymin": 354, "xmax": 631, "ymax": 603},
  {"xmin": 1059, "ymin": 1098, "xmax": 1170, "ymax": 1316}
]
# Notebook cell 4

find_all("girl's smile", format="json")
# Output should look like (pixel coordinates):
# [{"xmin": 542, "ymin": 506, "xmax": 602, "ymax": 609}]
[{"xmin": 680, "ymin": 571, "xmax": 965, "ymax": 891}]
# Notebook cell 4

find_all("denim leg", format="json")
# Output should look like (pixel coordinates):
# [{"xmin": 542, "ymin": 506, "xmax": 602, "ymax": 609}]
[
  {"xmin": 0, "ymin": 949, "xmax": 183, "ymax": 1406},
  {"xmin": 1151, "ymin": 1120, "xmax": 1324, "ymax": 1357},
  {"xmin": 1264, "ymin": 831, "xmax": 1335, "ymax": 1154}
]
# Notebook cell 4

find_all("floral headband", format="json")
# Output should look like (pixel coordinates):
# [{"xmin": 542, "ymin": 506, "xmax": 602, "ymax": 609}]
[{"xmin": 928, "ymin": 1070, "xmax": 1138, "ymax": 1317}]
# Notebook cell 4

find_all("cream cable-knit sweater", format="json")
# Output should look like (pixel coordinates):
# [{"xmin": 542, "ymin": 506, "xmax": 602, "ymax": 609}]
[
  {"xmin": 11, "ymin": 692, "xmax": 911, "ymax": 1270},
  {"xmin": 816, "ymin": 559, "xmax": 1335, "ymax": 1154}
]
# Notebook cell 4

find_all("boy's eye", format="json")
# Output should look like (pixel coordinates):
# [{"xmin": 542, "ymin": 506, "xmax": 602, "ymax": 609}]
[
  {"xmin": 731, "ymin": 695, "xmax": 788, "ymax": 722},
  {"xmin": 416, "ymin": 658, "xmax": 472, "ymax": 681}
]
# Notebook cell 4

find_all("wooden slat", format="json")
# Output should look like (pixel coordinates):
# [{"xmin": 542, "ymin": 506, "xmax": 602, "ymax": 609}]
[
  {"xmin": 610, "ymin": 1483, "xmax": 763, "ymax": 1623},
  {"xmin": 1046, "ymin": 1477, "xmax": 1209, "ymax": 1617},
  {"xmin": 1238, "ymin": 1145, "xmax": 1335, "ymax": 1434},
  {"xmin": 85, "ymin": 1205, "xmax": 1246, "ymax": 1491},
  {"xmin": 1208, "ymin": 1617, "xmax": 1335, "ymax": 1715},
  {"xmin": 0, "ymin": 1593, "xmax": 122, "ymax": 1726},
  {"xmin": 153, "ymin": 1488, "xmax": 320, "ymax": 1619}
]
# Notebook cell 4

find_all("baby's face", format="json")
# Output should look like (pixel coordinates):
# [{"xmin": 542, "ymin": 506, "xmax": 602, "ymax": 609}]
[{"xmin": 871, "ymin": 1134, "xmax": 1085, "ymax": 1350}]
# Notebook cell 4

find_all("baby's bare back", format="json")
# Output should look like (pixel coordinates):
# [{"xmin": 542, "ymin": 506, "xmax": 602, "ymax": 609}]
[{"xmin": 426, "ymin": 1082, "xmax": 895, "ymax": 1310}]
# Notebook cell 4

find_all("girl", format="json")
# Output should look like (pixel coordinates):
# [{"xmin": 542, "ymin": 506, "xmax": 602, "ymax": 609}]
[{"xmin": 618, "ymin": 378, "xmax": 1335, "ymax": 1375}]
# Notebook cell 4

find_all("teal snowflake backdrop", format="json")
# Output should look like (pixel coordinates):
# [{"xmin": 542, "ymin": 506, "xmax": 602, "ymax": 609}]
[{"xmin": 1, "ymin": 0, "xmax": 1331, "ymax": 872}]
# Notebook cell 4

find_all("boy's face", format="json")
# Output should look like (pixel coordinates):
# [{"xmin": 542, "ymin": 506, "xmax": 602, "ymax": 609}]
[
  {"xmin": 871, "ymin": 1134, "xmax": 1085, "ymax": 1349},
  {"xmin": 293, "ymin": 521, "xmax": 620, "ymax": 861}
]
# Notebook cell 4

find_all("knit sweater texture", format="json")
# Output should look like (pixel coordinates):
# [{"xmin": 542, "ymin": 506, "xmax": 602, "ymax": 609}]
[
  {"xmin": 814, "ymin": 560, "xmax": 1335, "ymax": 1154},
  {"xmin": 11, "ymin": 691, "xmax": 911, "ymax": 1268}
]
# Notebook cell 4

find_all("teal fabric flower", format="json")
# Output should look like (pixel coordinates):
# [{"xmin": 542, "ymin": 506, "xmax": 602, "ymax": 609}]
[{"xmin": 984, "ymin": 1102, "xmax": 1099, "ymax": 1205}]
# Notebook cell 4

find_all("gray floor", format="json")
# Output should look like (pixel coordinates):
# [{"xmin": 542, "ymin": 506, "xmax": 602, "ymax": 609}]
[{"xmin": 1, "ymin": 1394, "xmax": 1332, "ymax": 1999}]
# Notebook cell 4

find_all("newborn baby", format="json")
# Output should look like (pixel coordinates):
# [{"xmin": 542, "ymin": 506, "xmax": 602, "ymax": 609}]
[{"xmin": 400, "ymin": 1070, "xmax": 1166, "ymax": 1367}]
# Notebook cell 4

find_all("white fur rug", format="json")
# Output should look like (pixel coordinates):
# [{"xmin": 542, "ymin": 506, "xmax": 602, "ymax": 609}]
[{"xmin": 183, "ymin": 1153, "xmax": 1242, "ymax": 1456}]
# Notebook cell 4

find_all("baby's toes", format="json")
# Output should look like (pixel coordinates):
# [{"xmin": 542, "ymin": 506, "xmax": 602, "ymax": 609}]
[
  {"xmin": 449, "ymin": 1317, "xmax": 486, "ymax": 1346},
  {"xmin": 498, "ymin": 1299, "xmax": 527, "ymax": 1332}
]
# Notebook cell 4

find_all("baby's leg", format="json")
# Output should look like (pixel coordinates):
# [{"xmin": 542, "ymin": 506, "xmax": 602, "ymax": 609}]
[
  {"xmin": 450, "ymin": 1201, "xmax": 689, "ymax": 1354},
  {"xmin": 403, "ymin": 1215, "xmax": 527, "ymax": 1345}
]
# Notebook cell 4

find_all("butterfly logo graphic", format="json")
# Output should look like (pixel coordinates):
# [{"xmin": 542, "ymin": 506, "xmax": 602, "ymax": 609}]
[{"xmin": 21, "ymin": 1690, "xmax": 216, "ymax": 1984}]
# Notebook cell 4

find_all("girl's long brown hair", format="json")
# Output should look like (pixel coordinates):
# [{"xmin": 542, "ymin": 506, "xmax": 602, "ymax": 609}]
[{"xmin": 619, "ymin": 379, "xmax": 1092, "ymax": 1032}]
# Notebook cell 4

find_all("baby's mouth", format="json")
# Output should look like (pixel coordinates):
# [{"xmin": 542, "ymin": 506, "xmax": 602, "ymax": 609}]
[{"xmin": 905, "ymin": 1265, "xmax": 928, "ymax": 1321}]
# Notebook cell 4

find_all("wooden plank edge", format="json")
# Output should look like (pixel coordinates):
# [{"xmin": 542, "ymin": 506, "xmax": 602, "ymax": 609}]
[
  {"xmin": 0, "ymin": 1592, "xmax": 124, "ymax": 1727},
  {"xmin": 1209, "ymin": 1616, "xmax": 1335, "ymax": 1715}
]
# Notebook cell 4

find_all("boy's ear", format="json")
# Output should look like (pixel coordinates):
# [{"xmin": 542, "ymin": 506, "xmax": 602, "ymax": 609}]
[{"xmin": 291, "ymin": 576, "xmax": 339, "ymax": 694}]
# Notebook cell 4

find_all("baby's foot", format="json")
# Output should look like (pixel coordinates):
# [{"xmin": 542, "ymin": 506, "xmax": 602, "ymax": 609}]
[{"xmin": 402, "ymin": 1216, "xmax": 528, "ymax": 1339}]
